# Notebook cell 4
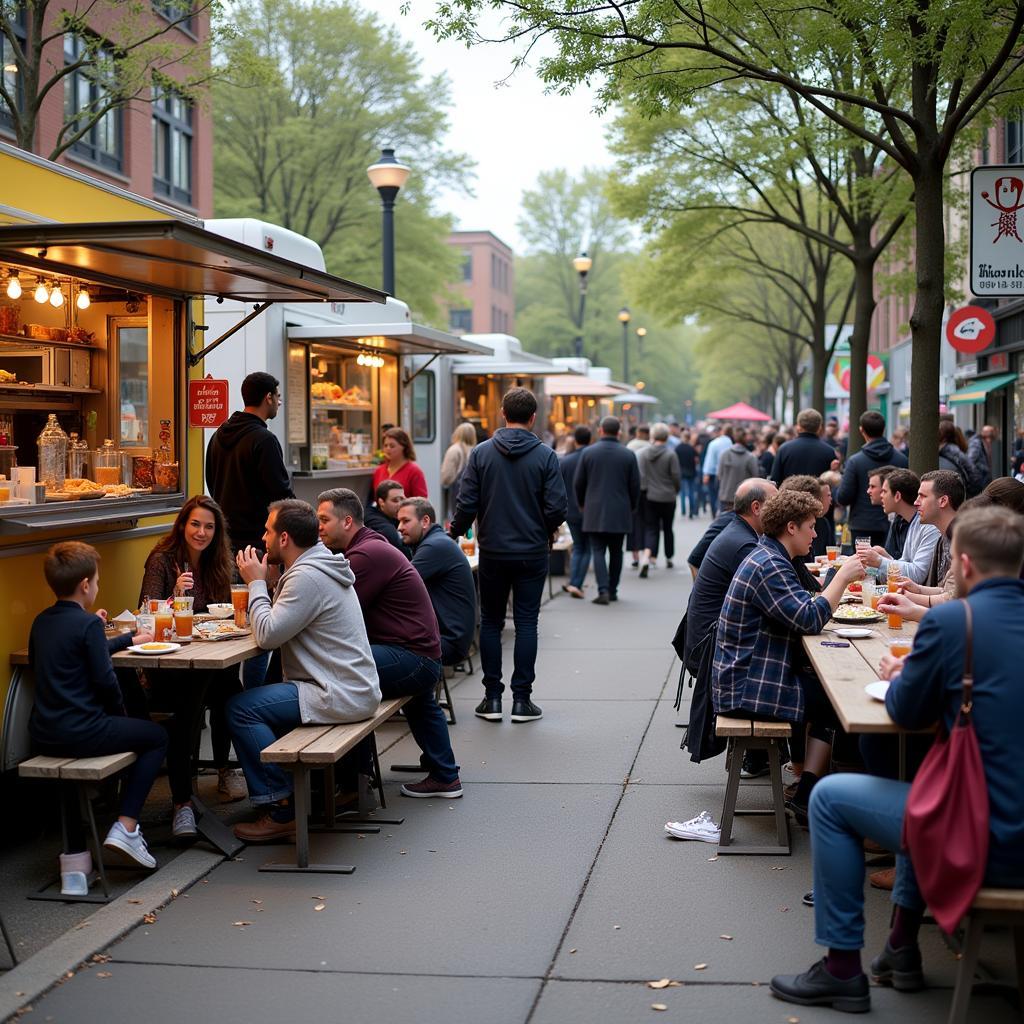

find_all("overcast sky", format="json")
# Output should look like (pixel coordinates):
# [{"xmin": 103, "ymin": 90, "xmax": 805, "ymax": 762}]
[{"xmin": 388, "ymin": 6, "xmax": 614, "ymax": 255}]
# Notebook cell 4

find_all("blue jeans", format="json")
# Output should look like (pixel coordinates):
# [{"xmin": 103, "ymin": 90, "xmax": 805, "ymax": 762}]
[
  {"xmin": 809, "ymin": 773, "xmax": 923, "ymax": 950},
  {"xmin": 705, "ymin": 475, "xmax": 719, "ymax": 515},
  {"xmin": 227, "ymin": 683, "xmax": 302, "ymax": 805},
  {"xmin": 242, "ymin": 650, "xmax": 271, "ymax": 689},
  {"xmin": 372, "ymin": 644, "xmax": 458, "ymax": 783},
  {"xmin": 478, "ymin": 553, "xmax": 548, "ymax": 700},
  {"xmin": 679, "ymin": 478, "xmax": 698, "ymax": 518},
  {"xmin": 566, "ymin": 520, "xmax": 591, "ymax": 589}
]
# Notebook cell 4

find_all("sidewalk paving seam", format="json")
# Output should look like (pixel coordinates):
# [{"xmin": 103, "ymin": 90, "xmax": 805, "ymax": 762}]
[{"xmin": 522, "ymin": 658, "xmax": 674, "ymax": 1024}]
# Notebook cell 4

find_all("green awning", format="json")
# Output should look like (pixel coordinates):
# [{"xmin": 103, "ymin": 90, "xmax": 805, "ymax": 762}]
[{"xmin": 947, "ymin": 372, "xmax": 1018, "ymax": 405}]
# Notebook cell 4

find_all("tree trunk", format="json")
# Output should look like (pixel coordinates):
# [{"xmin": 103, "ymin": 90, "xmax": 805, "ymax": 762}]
[
  {"xmin": 845, "ymin": 255, "xmax": 877, "ymax": 459},
  {"xmin": 790, "ymin": 362, "xmax": 804, "ymax": 420},
  {"xmin": 809, "ymin": 344, "xmax": 826, "ymax": 414},
  {"xmin": 908, "ymin": 153, "xmax": 945, "ymax": 477}
]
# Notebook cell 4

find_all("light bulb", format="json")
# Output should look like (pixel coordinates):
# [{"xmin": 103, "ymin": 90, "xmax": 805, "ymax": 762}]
[
  {"xmin": 76, "ymin": 286, "xmax": 90, "ymax": 310},
  {"xmin": 49, "ymin": 282, "xmax": 64, "ymax": 307},
  {"xmin": 5, "ymin": 271, "xmax": 21, "ymax": 299},
  {"xmin": 34, "ymin": 278, "xmax": 49, "ymax": 303}
]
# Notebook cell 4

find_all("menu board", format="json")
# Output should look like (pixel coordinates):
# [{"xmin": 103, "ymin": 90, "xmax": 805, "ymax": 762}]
[{"xmin": 287, "ymin": 342, "xmax": 308, "ymax": 444}]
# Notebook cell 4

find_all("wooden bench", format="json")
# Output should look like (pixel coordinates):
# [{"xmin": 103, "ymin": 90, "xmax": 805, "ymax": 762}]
[
  {"xmin": 947, "ymin": 887, "xmax": 1024, "ymax": 1023},
  {"xmin": 714, "ymin": 717, "xmax": 791, "ymax": 856},
  {"xmin": 257, "ymin": 696, "xmax": 411, "ymax": 875},
  {"xmin": 18, "ymin": 752, "xmax": 138, "ymax": 903}
]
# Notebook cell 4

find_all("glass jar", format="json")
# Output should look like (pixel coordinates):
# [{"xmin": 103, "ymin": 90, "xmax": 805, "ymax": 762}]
[
  {"xmin": 37, "ymin": 414, "xmax": 69, "ymax": 490},
  {"xmin": 93, "ymin": 438, "xmax": 121, "ymax": 486},
  {"xmin": 67, "ymin": 432, "xmax": 90, "ymax": 480},
  {"xmin": 152, "ymin": 420, "xmax": 178, "ymax": 493}
]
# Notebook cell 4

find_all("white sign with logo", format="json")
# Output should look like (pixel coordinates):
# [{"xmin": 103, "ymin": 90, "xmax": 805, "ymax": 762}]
[{"xmin": 971, "ymin": 165, "xmax": 1024, "ymax": 295}]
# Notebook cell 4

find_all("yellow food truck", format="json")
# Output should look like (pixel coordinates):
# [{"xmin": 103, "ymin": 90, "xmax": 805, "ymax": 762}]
[{"xmin": 0, "ymin": 142, "xmax": 384, "ymax": 766}]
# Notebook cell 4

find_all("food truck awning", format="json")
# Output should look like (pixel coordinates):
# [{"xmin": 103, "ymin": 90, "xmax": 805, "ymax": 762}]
[
  {"xmin": 451, "ymin": 354, "xmax": 575, "ymax": 376},
  {"xmin": 287, "ymin": 322, "xmax": 492, "ymax": 357},
  {"xmin": 544, "ymin": 376, "xmax": 629, "ymax": 396},
  {"xmin": 0, "ymin": 220, "xmax": 387, "ymax": 304},
  {"xmin": 613, "ymin": 392, "xmax": 660, "ymax": 405}
]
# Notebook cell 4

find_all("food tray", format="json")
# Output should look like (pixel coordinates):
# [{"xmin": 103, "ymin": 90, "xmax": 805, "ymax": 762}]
[
  {"xmin": 101, "ymin": 486, "xmax": 153, "ymax": 498},
  {"xmin": 194, "ymin": 622, "xmax": 251, "ymax": 642},
  {"xmin": 831, "ymin": 608, "xmax": 884, "ymax": 624},
  {"xmin": 45, "ymin": 489, "xmax": 105, "ymax": 502}
]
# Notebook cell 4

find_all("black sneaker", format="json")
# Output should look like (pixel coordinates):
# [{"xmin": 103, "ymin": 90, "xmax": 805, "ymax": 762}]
[
  {"xmin": 802, "ymin": 889, "xmax": 815, "ymax": 907},
  {"xmin": 739, "ymin": 753, "xmax": 770, "ymax": 779},
  {"xmin": 510, "ymin": 699, "xmax": 543, "ymax": 723},
  {"xmin": 639, "ymin": 563, "xmax": 649, "ymax": 578},
  {"xmin": 870, "ymin": 942, "xmax": 924, "ymax": 991},
  {"xmin": 475, "ymin": 696, "xmax": 502, "ymax": 721},
  {"xmin": 592, "ymin": 593, "xmax": 610, "ymax": 605},
  {"xmin": 770, "ymin": 959, "xmax": 870, "ymax": 1013}
]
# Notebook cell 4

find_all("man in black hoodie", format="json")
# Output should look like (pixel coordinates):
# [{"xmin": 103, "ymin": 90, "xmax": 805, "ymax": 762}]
[
  {"xmin": 206, "ymin": 372, "xmax": 294, "ymax": 554},
  {"xmin": 835, "ymin": 411, "xmax": 908, "ymax": 547},
  {"xmin": 451, "ymin": 387, "xmax": 567, "ymax": 724}
]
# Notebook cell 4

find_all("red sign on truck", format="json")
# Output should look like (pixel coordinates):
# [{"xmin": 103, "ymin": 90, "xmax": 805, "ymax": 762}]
[{"xmin": 188, "ymin": 376, "xmax": 229, "ymax": 429}]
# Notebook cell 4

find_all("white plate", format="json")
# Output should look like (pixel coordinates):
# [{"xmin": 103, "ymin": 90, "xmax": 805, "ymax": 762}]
[
  {"xmin": 865, "ymin": 680, "xmax": 890, "ymax": 702},
  {"xmin": 835, "ymin": 627, "xmax": 873, "ymax": 639},
  {"xmin": 126, "ymin": 642, "xmax": 181, "ymax": 655}
]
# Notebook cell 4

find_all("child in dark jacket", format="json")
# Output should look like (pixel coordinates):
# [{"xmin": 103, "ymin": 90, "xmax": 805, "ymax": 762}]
[{"xmin": 29, "ymin": 542, "xmax": 168, "ymax": 894}]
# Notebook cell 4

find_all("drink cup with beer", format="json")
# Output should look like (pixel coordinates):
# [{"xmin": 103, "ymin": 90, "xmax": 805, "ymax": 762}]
[
  {"xmin": 153, "ymin": 607, "xmax": 173, "ymax": 642},
  {"xmin": 172, "ymin": 595, "xmax": 194, "ymax": 642},
  {"xmin": 889, "ymin": 636, "xmax": 912, "ymax": 659},
  {"xmin": 826, "ymin": 545, "xmax": 840, "ymax": 562},
  {"xmin": 231, "ymin": 584, "xmax": 249, "ymax": 628}
]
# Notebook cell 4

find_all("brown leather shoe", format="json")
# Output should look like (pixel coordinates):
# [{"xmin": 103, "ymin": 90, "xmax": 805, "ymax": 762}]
[
  {"xmin": 869, "ymin": 866, "xmax": 896, "ymax": 891},
  {"xmin": 233, "ymin": 813, "xmax": 296, "ymax": 843},
  {"xmin": 863, "ymin": 838, "xmax": 889, "ymax": 854}
]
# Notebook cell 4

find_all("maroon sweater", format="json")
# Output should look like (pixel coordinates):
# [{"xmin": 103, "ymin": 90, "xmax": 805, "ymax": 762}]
[{"xmin": 344, "ymin": 527, "xmax": 441, "ymax": 660}]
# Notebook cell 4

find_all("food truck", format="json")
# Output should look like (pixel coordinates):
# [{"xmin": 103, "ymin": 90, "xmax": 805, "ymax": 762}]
[
  {"xmin": 0, "ymin": 147, "xmax": 386, "ymax": 762},
  {"xmin": 542, "ymin": 359, "xmax": 629, "ymax": 438},
  {"xmin": 201, "ymin": 219, "xmax": 492, "ymax": 504}
]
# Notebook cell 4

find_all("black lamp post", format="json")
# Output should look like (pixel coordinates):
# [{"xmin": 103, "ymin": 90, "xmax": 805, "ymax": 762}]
[
  {"xmin": 366, "ymin": 147, "xmax": 411, "ymax": 296},
  {"xmin": 618, "ymin": 305, "xmax": 631, "ymax": 381},
  {"xmin": 572, "ymin": 252, "xmax": 593, "ymax": 358}
]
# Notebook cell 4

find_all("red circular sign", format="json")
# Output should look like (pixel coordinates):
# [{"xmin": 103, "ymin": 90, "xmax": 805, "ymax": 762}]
[{"xmin": 946, "ymin": 306, "xmax": 996, "ymax": 354}]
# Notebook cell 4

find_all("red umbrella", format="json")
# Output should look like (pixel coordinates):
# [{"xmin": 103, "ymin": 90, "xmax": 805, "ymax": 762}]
[{"xmin": 706, "ymin": 401, "xmax": 772, "ymax": 422}]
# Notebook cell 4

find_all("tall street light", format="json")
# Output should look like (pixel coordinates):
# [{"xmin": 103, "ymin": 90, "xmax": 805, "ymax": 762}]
[
  {"xmin": 572, "ymin": 251, "xmax": 593, "ymax": 358},
  {"xmin": 367, "ymin": 147, "xmax": 411, "ymax": 296},
  {"xmin": 618, "ymin": 305, "xmax": 631, "ymax": 382}
]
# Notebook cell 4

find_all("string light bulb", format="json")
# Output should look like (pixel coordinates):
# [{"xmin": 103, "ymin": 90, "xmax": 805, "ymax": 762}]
[
  {"xmin": 5, "ymin": 270, "xmax": 21, "ymax": 299},
  {"xmin": 76, "ymin": 285, "xmax": 90, "ymax": 310},
  {"xmin": 33, "ymin": 277, "xmax": 49, "ymax": 304},
  {"xmin": 49, "ymin": 281, "xmax": 65, "ymax": 307}
]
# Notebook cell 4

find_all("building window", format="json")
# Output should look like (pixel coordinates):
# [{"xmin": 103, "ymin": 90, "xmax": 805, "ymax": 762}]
[
  {"xmin": 1, "ymin": 4, "xmax": 26, "ymax": 134},
  {"xmin": 1007, "ymin": 113, "xmax": 1024, "ymax": 164},
  {"xmin": 461, "ymin": 250, "xmax": 472, "ymax": 282},
  {"xmin": 153, "ymin": 83, "xmax": 193, "ymax": 204},
  {"xmin": 449, "ymin": 308, "xmax": 472, "ymax": 333},
  {"xmin": 153, "ymin": 1, "xmax": 194, "ymax": 33},
  {"xmin": 64, "ymin": 34, "xmax": 123, "ymax": 172}
]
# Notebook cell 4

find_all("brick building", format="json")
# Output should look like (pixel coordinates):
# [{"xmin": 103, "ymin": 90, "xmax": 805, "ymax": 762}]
[
  {"xmin": 0, "ymin": 2, "xmax": 212, "ymax": 216},
  {"xmin": 444, "ymin": 230, "xmax": 515, "ymax": 336}
]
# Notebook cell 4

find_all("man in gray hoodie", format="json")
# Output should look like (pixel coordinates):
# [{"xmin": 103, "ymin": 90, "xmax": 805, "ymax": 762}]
[{"xmin": 228, "ymin": 499, "xmax": 381, "ymax": 843}]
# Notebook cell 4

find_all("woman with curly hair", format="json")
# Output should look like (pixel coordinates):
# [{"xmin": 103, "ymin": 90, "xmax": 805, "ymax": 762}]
[{"xmin": 135, "ymin": 495, "xmax": 247, "ymax": 837}]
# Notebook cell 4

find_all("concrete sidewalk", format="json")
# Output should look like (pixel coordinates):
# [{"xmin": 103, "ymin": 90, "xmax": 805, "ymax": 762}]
[{"xmin": 2, "ymin": 512, "xmax": 1019, "ymax": 1023}]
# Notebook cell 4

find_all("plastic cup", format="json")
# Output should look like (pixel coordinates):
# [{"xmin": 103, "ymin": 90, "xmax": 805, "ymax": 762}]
[
  {"xmin": 153, "ymin": 611, "xmax": 173, "ymax": 642},
  {"xmin": 869, "ymin": 586, "xmax": 883, "ymax": 611},
  {"xmin": 173, "ymin": 595, "xmax": 194, "ymax": 641},
  {"xmin": 826, "ymin": 545, "xmax": 840, "ymax": 562},
  {"xmin": 855, "ymin": 536, "xmax": 871, "ymax": 551},
  {"xmin": 887, "ymin": 610, "xmax": 903, "ymax": 630},
  {"xmin": 889, "ymin": 636, "xmax": 912, "ymax": 658},
  {"xmin": 231, "ymin": 585, "xmax": 249, "ymax": 628}
]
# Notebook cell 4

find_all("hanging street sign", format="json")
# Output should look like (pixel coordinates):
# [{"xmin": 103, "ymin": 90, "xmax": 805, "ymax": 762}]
[
  {"xmin": 945, "ymin": 305, "xmax": 996, "ymax": 354},
  {"xmin": 971, "ymin": 165, "xmax": 1024, "ymax": 295}
]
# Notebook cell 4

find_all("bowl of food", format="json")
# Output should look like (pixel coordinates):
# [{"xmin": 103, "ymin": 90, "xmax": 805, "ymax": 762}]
[{"xmin": 207, "ymin": 603, "xmax": 234, "ymax": 619}]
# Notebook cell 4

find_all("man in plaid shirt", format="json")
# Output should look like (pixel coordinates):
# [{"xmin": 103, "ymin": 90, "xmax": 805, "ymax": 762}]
[{"xmin": 713, "ymin": 490, "xmax": 864, "ymax": 813}]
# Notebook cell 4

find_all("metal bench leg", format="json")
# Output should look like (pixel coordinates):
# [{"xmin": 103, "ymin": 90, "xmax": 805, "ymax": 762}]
[
  {"xmin": 948, "ymin": 912, "xmax": 985, "ymax": 1024},
  {"xmin": 1014, "ymin": 924, "xmax": 1024, "ymax": 1013},
  {"xmin": 81, "ymin": 786, "xmax": 111, "ymax": 898},
  {"xmin": 767, "ymin": 741, "xmax": 790, "ymax": 851},
  {"xmin": 438, "ymin": 674, "xmax": 456, "ymax": 725},
  {"xmin": 259, "ymin": 764, "xmax": 356, "ymax": 875},
  {"xmin": 718, "ymin": 738, "xmax": 744, "ymax": 848},
  {"xmin": 0, "ymin": 910, "xmax": 16, "ymax": 966}
]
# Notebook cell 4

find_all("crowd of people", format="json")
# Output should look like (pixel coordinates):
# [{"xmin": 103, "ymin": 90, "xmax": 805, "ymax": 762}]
[{"xmin": 21, "ymin": 372, "xmax": 1024, "ymax": 1017}]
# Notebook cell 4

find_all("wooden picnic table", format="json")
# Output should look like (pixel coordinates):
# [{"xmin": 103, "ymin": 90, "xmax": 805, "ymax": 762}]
[{"xmin": 802, "ymin": 606, "xmax": 923, "ymax": 777}]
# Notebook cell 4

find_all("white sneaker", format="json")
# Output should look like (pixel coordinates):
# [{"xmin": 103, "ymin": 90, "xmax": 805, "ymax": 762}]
[
  {"xmin": 782, "ymin": 762, "xmax": 802, "ymax": 786},
  {"xmin": 172, "ymin": 804, "xmax": 198, "ymax": 838},
  {"xmin": 59, "ymin": 850, "xmax": 93, "ymax": 896},
  {"xmin": 665, "ymin": 810, "xmax": 721, "ymax": 843},
  {"xmin": 103, "ymin": 822, "xmax": 157, "ymax": 869},
  {"xmin": 217, "ymin": 768, "xmax": 247, "ymax": 802}
]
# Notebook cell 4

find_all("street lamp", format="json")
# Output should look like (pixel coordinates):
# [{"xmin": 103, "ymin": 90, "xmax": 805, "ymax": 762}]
[
  {"xmin": 572, "ymin": 251, "xmax": 593, "ymax": 358},
  {"xmin": 636, "ymin": 326, "xmax": 647, "ymax": 350},
  {"xmin": 618, "ymin": 305, "xmax": 631, "ymax": 381},
  {"xmin": 366, "ymin": 147, "xmax": 411, "ymax": 296}
]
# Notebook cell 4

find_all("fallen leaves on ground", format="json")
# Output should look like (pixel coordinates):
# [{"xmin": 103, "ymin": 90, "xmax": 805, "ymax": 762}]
[
  {"xmin": 647, "ymin": 979, "xmax": 672, "ymax": 989},
  {"xmin": 787, "ymin": 1017, "xmax": 801, "ymax": 1023},
  {"xmin": 251, "ymin": 899, "xmax": 262, "ymax": 905},
  {"xmin": 96, "ymin": 972, "xmax": 112, "ymax": 979},
  {"xmin": 232, "ymin": 921, "xmax": 252, "ymax": 927},
  {"xmin": 651, "ymin": 1004, "xmax": 668, "ymax": 1012},
  {"xmin": 142, "ymin": 913, "xmax": 156, "ymax": 924},
  {"xmin": 694, "ymin": 963, "xmax": 707, "ymax": 970},
  {"xmin": 91, "ymin": 953, "xmax": 111, "ymax": 963},
  {"xmin": 720, "ymin": 934, "xmax": 733, "ymax": 940},
  {"xmin": 778, "ymin": 906, "xmax": 790, "ymax": 913},
  {"xmin": 126, "ymin": 898, "xmax": 142, "ymax": 905},
  {"xmin": 313, "ymin": 904, "xmax": 325, "ymax": 912}
]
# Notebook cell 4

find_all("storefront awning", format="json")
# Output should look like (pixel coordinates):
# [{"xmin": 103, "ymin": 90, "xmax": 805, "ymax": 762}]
[
  {"xmin": 544, "ymin": 376, "xmax": 627, "ymax": 396},
  {"xmin": 612, "ymin": 392, "xmax": 660, "ymax": 405},
  {"xmin": 287, "ymin": 322, "xmax": 492, "ymax": 357},
  {"xmin": 947, "ymin": 372, "xmax": 1018, "ymax": 405},
  {"xmin": 0, "ymin": 220, "xmax": 387, "ymax": 304}
]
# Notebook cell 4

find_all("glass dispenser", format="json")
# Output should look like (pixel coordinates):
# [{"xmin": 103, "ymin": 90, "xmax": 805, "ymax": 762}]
[
  {"xmin": 67, "ymin": 432, "xmax": 90, "ymax": 480},
  {"xmin": 37, "ymin": 414, "xmax": 69, "ymax": 490},
  {"xmin": 93, "ymin": 438, "xmax": 122, "ymax": 486}
]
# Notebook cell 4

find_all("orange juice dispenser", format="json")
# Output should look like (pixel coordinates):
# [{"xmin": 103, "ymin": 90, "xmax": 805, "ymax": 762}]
[{"xmin": 93, "ymin": 439, "xmax": 122, "ymax": 486}]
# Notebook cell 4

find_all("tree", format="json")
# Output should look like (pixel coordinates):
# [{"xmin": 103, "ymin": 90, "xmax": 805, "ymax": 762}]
[
  {"xmin": 427, "ymin": 0, "xmax": 1024, "ymax": 474},
  {"xmin": 0, "ymin": 0, "xmax": 223, "ymax": 158},
  {"xmin": 609, "ymin": 77, "xmax": 909, "ymax": 452},
  {"xmin": 214, "ymin": 0, "xmax": 473, "ymax": 320}
]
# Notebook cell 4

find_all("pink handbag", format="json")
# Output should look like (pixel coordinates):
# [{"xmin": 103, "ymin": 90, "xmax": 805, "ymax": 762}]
[{"xmin": 901, "ymin": 601, "xmax": 989, "ymax": 933}]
